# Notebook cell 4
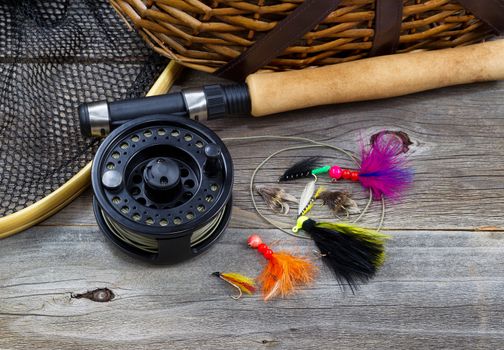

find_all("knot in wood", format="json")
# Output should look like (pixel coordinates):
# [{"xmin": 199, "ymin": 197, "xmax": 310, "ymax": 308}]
[{"xmin": 72, "ymin": 288, "xmax": 115, "ymax": 302}]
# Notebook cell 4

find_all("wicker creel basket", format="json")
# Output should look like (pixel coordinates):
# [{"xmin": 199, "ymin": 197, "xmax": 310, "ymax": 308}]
[{"xmin": 112, "ymin": 0, "xmax": 499, "ymax": 75}]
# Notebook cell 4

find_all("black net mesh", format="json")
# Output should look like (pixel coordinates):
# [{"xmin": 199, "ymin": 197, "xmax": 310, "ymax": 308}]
[{"xmin": 0, "ymin": 0, "xmax": 165, "ymax": 217}]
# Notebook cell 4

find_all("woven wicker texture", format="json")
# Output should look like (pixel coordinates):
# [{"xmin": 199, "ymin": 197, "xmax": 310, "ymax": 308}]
[{"xmin": 113, "ymin": 0, "xmax": 496, "ymax": 73}]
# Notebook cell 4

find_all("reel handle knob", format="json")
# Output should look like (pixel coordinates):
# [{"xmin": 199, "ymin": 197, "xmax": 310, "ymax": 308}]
[
  {"xmin": 204, "ymin": 144, "xmax": 222, "ymax": 177},
  {"xmin": 101, "ymin": 170, "xmax": 123, "ymax": 191}
]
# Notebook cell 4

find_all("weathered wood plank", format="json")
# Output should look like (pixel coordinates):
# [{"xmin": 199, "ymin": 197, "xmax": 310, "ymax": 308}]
[
  {"xmin": 1, "ymin": 226, "xmax": 503, "ymax": 349},
  {"xmin": 4, "ymin": 64, "xmax": 504, "ymax": 350},
  {"xmin": 43, "ymin": 71, "xmax": 504, "ymax": 230}
]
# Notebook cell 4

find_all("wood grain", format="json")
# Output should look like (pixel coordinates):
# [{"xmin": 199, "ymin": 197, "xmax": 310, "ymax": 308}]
[
  {"xmin": 44, "ymin": 71, "xmax": 504, "ymax": 231},
  {"xmin": 2, "ymin": 69, "xmax": 504, "ymax": 349},
  {"xmin": 1, "ymin": 226, "xmax": 503, "ymax": 349}
]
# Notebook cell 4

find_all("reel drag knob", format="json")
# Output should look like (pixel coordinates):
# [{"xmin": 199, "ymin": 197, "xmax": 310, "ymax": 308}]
[{"xmin": 143, "ymin": 158, "xmax": 181, "ymax": 202}]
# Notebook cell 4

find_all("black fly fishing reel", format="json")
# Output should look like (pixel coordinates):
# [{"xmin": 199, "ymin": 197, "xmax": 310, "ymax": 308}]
[
  {"xmin": 91, "ymin": 115, "xmax": 233, "ymax": 264},
  {"xmin": 82, "ymin": 84, "xmax": 246, "ymax": 263}
]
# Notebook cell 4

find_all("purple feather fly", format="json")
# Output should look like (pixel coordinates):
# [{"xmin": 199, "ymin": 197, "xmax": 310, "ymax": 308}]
[{"xmin": 358, "ymin": 132, "xmax": 413, "ymax": 200}]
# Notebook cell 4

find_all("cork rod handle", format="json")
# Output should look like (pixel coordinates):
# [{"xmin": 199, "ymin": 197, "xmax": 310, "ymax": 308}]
[{"xmin": 246, "ymin": 40, "xmax": 504, "ymax": 117}]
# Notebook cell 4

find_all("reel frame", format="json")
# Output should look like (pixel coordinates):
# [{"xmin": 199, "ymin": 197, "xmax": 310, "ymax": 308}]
[{"xmin": 92, "ymin": 114, "xmax": 233, "ymax": 264}]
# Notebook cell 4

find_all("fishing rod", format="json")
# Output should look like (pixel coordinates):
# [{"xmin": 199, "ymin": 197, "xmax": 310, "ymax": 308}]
[{"xmin": 79, "ymin": 40, "xmax": 504, "ymax": 137}]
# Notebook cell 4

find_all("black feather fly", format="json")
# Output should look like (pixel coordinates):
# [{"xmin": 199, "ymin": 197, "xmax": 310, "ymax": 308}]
[
  {"xmin": 296, "ymin": 217, "xmax": 389, "ymax": 293},
  {"xmin": 278, "ymin": 156, "xmax": 321, "ymax": 182}
]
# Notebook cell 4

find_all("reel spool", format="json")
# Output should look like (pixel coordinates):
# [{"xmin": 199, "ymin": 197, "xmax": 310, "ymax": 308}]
[{"xmin": 92, "ymin": 115, "xmax": 233, "ymax": 264}]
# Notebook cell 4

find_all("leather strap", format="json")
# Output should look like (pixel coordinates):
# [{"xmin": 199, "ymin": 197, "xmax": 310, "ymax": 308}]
[
  {"xmin": 215, "ymin": 0, "xmax": 342, "ymax": 81},
  {"xmin": 370, "ymin": 0, "xmax": 403, "ymax": 56},
  {"xmin": 216, "ymin": 0, "xmax": 504, "ymax": 81},
  {"xmin": 457, "ymin": 0, "xmax": 504, "ymax": 34}
]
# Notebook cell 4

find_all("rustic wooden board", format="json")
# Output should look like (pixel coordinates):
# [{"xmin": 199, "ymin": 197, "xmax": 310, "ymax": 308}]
[
  {"xmin": 2, "ymin": 70, "xmax": 504, "ymax": 349},
  {"xmin": 44, "ymin": 71, "xmax": 504, "ymax": 231},
  {"xmin": 1, "ymin": 226, "xmax": 504, "ymax": 349}
]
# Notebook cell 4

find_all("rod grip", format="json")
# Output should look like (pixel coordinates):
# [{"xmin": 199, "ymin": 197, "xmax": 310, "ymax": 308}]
[{"xmin": 246, "ymin": 40, "xmax": 504, "ymax": 117}]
